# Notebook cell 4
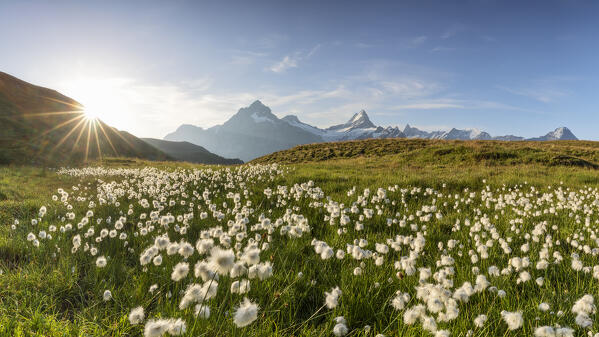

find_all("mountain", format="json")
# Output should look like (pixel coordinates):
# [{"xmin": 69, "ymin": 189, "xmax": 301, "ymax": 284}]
[
  {"xmin": 527, "ymin": 127, "xmax": 578, "ymax": 141},
  {"xmin": 164, "ymin": 100, "xmax": 321, "ymax": 161},
  {"xmin": 0, "ymin": 71, "xmax": 170, "ymax": 165},
  {"xmin": 141, "ymin": 138, "xmax": 243, "ymax": 165},
  {"xmin": 165, "ymin": 100, "xmax": 580, "ymax": 161}
]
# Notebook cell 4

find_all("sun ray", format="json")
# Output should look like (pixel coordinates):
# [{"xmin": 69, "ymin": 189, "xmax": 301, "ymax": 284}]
[
  {"xmin": 22, "ymin": 110, "xmax": 84, "ymax": 118},
  {"xmin": 96, "ymin": 120, "xmax": 119, "ymax": 156},
  {"xmin": 49, "ymin": 117, "xmax": 88, "ymax": 154},
  {"xmin": 84, "ymin": 119, "xmax": 92, "ymax": 162},
  {"xmin": 103, "ymin": 122, "xmax": 136, "ymax": 151},
  {"xmin": 92, "ymin": 120, "xmax": 102, "ymax": 162},
  {"xmin": 41, "ymin": 95, "xmax": 85, "ymax": 110},
  {"xmin": 72, "ymin": 119, "xmax": 89, "ymax": 154},
  {"xmin": 37, "ymin": 114, "xmax": 85, "ymax": 138}
]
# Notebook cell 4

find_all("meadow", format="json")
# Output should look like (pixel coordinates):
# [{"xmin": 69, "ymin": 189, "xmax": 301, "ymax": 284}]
[{"xmin": 3, "ymin": 140, "xmax": 599, "ymax": 337}]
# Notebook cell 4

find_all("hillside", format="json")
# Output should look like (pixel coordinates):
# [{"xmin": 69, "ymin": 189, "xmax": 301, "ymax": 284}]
[
  {"xmin": 0, "ymin": 71, "xmax": 170, "ymax": 165},
  {"xmin": 252, "ymin": 138, "xmax": 599, "ymax": 169},
  {"xmin": 141, "ymin": 138, "xmax": 243, "ymax": 165}
]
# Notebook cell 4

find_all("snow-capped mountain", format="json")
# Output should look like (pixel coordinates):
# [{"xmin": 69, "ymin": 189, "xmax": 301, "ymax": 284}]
[
  {"xmin": 164, "ymin": 100, "xmax": 579, "ymax": 161},
  {"xmin": 164, "ymin": 100, "xmax": 321, "ymax": 161},
  {"xmin": 283, "ymin": 110, "xmax": 405, "ymax": 141},
  {"xmin": 528, "ymin": 127, "xmax": 578, "ymax": 141}
]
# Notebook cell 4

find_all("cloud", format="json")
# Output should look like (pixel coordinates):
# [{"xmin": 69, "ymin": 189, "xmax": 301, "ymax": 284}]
[
  {"xmin": 230, "ymin": 50, "xmax": 267, "ymax": 65},
  {"xmin": 307, "ymin": 44, "xmax": 321, "ymax": 58},
  {"xmin": 441, "ymin": 24, "xmax": 467, "ymax": 39},
  {"xmin": 380, "ymin": 79, "xmax": 441, "ymax": 98},
  {"xmin": 269, "ymin": 44, "xmax": 321, "ymax": 73},
  {"xmin": 499, "ymin": 85, "xmax": 569, "ymax": 103},
  {"xmin": 270, "ymin": 55, "xmax": 299, "ymax": 73},
  {"xmin": 392, "ymin": 103, "xmax": 464, "ymax": 110},
  {"xmin": 431, "ymin": 46, "xmax": 456, "ymax": 52},
  {"xmin": 411, "ymin": 36, "xmax": 428, "ymax": 45}
]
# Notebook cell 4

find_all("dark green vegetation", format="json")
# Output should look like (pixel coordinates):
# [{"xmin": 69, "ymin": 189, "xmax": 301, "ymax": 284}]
[
  {"xmin": 253, "ymin": 137, "xmax": 599, "ymax": 170},
  {"xmin": 141, "ymin": 138, "xmax": 243, "ymax": 165}
]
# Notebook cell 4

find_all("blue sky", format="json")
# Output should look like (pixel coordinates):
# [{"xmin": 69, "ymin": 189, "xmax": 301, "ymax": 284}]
[{"xmin": 1, "ymin": 0, "xmax": 598, "ymax": 139}]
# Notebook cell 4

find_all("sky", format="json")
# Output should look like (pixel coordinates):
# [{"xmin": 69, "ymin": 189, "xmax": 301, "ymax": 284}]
[{"xmin": 1, "ymin": 0, "xmax": 598, "ymax": 139}]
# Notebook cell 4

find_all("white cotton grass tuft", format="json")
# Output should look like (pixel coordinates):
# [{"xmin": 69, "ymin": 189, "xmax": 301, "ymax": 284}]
[
  {"xmin": 231, "ymin": 279, "xmax": 251, "ymax": 294},
  {"xmin": 194, "ymin": 304, "xmax": 210, "ymax": 319},
  {"xmin": 538, "ymin": 302, "xmax": 550, "ymax": 312},
  {"xmin": 325, "ymin": 286, "xmax": 342, "ymax": 309},
  {"xmin": 473, "ymin": 314, "xmax": 487, "ymax": 328},
  {"xmin": 333, "ymin": 322, "xmax": 348, "ymax": 336},
  {"xmin": 572, "ymin": 294, "xmax": 595, "ymax": 328},
  {"xmin": 143, "ymin": 318, "xmax": 186, "ymax": 337},
  {"xmin": 208, "ymin": 246, "xmax": 236, "ymax": 276},
  {"xmin": 333, "ymin": 316, "xmax": 348, "ymax": 336},
  {"xmin": 96, "ymin": 256, "xmax": 107, "ymax": 268},
  {"xmin": 103, "ymin": 289, "xmax": 112, "ymax": 301},
  {"xmin": 171, "ymin": 262, "xmax": 190, "ymax": 282},
  {"xmin": 500, "ymin": 311, "xmax": 523, "ymax": 330},
  {"xmin": 391, "ymin": 291, "xmax": 410, "ymax": 310},
  {"xmin": 128, "ymin": 306, "xmax": 145, "ymax": 325},
  {"xmin": 233, "ymin": 297, "xmax": 259, "ymax": 327}
]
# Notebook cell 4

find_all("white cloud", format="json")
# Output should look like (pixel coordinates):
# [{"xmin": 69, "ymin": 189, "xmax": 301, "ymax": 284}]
[
  {"xmin": 270, "ymin": 55, "xmax": 299, "ymax": 73},
  {"xmin": 499, "ymin": 85, "xmax": 568, "ymax": 103},
  {"xmin": 269, "ymin": 44, "xmax": 321, "ymax": 73},
  {"xmin": 411, "ymin": 36, "xmax": 428, "ymax": 45},
  {"xmin": 392, "ymin": 103, "xmax": 464, "ymax": 110}
]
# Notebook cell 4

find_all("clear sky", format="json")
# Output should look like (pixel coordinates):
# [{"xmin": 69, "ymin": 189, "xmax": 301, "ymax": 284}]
[{"xmin": 1, "ymin": 0, "xmax": 598, "ymax": 139}]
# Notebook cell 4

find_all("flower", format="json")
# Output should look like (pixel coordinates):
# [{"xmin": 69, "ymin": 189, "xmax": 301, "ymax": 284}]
[
  {"xmin": 129, "ymin": 306, "xmax": 145, "ymax": 325},
  {"xmin": 171, "ymin": 262, "xmax": 190, "ymax": 282},
  {"xmin": 103, "ymin": 290, "xmax": 112, "ymax": 301},
  {"xmin": 233, "ymin": 297, "xmax": 259, "ymax": 327},
  {"xmin": 96, "ymin": 256, "xmax": 107, "ymax": 268},
  {"xmin": 208, "ymin": 247, "xmax": 235, "ymax": 275},
  {"xmin": 500, "ymin": 311, "xmax": 523, "ymax": 330},
  {"xmin": 325, "ymin": 286, "xmax": 342, "ymax": 309}
]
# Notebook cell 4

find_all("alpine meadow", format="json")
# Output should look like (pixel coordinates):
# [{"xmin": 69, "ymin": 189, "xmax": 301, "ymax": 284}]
[{"xmin": 2, "ymin": 1, "xmax": 599, "ymax": 336}]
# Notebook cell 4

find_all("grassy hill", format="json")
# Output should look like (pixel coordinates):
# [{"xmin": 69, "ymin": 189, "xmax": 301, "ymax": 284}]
[
  {"xmin": 252, "ymin": 138, "xmax": 599, "ymax": 169},
  {"xmin": 0, "ymin": 71, "xmax": 170, "ymax": 165},
  {"xmin": 141, "ymin": 138, "xmax": 243, "ymax": 165}
]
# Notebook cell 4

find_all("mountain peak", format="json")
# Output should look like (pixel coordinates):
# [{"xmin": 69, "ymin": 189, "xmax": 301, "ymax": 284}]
[
  {"xmin": 347, "ymin": 109, "xmax": 376, "ymax": 129},
  {"xmin": 282, "ymin": 115, "xmax": 301, "ymax": 123},
  {"xmin": 548, "ymin": 126, "xmax": 578, "ymax": 140}
]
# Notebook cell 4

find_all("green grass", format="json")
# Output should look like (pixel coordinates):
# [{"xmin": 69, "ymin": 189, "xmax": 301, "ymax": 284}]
[{"xmin": 2, "ymin": 144, "xmax": 599, "ymax": 336}]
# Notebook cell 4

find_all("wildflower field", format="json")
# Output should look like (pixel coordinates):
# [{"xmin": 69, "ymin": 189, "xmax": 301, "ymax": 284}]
[{"xmin": 3, "ymin": 152, "xmax": 599, "ymax": 337}]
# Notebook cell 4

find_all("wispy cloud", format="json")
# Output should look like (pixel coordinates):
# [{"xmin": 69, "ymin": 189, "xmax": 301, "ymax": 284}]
[
  {"xmin": 269, "ymin": 44, "xmax": 321, "ymax": 73},
  {"xmin": 392, "ymin": 103, "xmax": 464, "ymax": 110},
  {"xmin": 270, "ymin": 55, "xmax": 299, "ymax": 73},
  {"xmin": 431, "ymin": 46, "xmax": 456, "ymax": 52},
  {"xmin": 499, "ymin": 83, "xmax": 569, "ymax": 103},
  {"xmin": 411, "ymin": 36, "xmax": 428, "ymax": 45},
  {"xmin": 230, "ymin": 50, "xmax": 267, "ymax": 65},
  {"xmin": 441, "ymin": 23, "xmax": 467, "ymax": 39}
]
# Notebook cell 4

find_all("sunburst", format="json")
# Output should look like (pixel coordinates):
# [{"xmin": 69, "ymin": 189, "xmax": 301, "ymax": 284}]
[{"xmin": 15, "ymin": 95, "xmax": 135, "ymax": 163}]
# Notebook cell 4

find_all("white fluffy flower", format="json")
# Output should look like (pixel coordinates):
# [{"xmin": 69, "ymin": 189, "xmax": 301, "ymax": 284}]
[
  {"xmin": 208, "ymin": 247, "xmax": 236, "ymax": 275},
  {"xmin": 171, "ymin": 262, "xmax": 190, "ymax": 282},
  {"xmin": 325, "ymin": 286, "xmax": 342, "ymax": 309},
  {"xmin": 128, "ymin": 306, "xmax": 145, "ymax": 325},
  {"xmin": 103, "ymin": 290, "xmax": 112, "ymax": 301},
  {"xmin": 233, "ymin": 297, "xmax": 259, "ymax": 327},
  {"xmin": 96, "ymin": 256, "xmax": 107, "ymax": 268},
  {"xmin": 500, "ymin": 311, "xmax": 523, "ymax": 330}
]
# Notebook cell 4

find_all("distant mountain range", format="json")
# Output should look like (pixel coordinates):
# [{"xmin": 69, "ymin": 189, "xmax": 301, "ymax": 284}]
[
  {"xmin": 142, "ymin": 138, "xmax": 243, "ymax": 165},
  {"xmin": 165, "ymin": 100, "xmax": 578, "ymax": 161},
  {"xmin": 0, "ymin": 71, "xmax": 240, "ymax": 165}
]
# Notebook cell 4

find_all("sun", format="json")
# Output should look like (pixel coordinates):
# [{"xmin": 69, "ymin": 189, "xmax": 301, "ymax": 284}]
[
  {"xmin": 84, "ymin": 107, "xmax": 100, "ymax": 120},
  {"xmin": 59, "ymin": 77, "xmax": 130, "ymax": 126}
]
